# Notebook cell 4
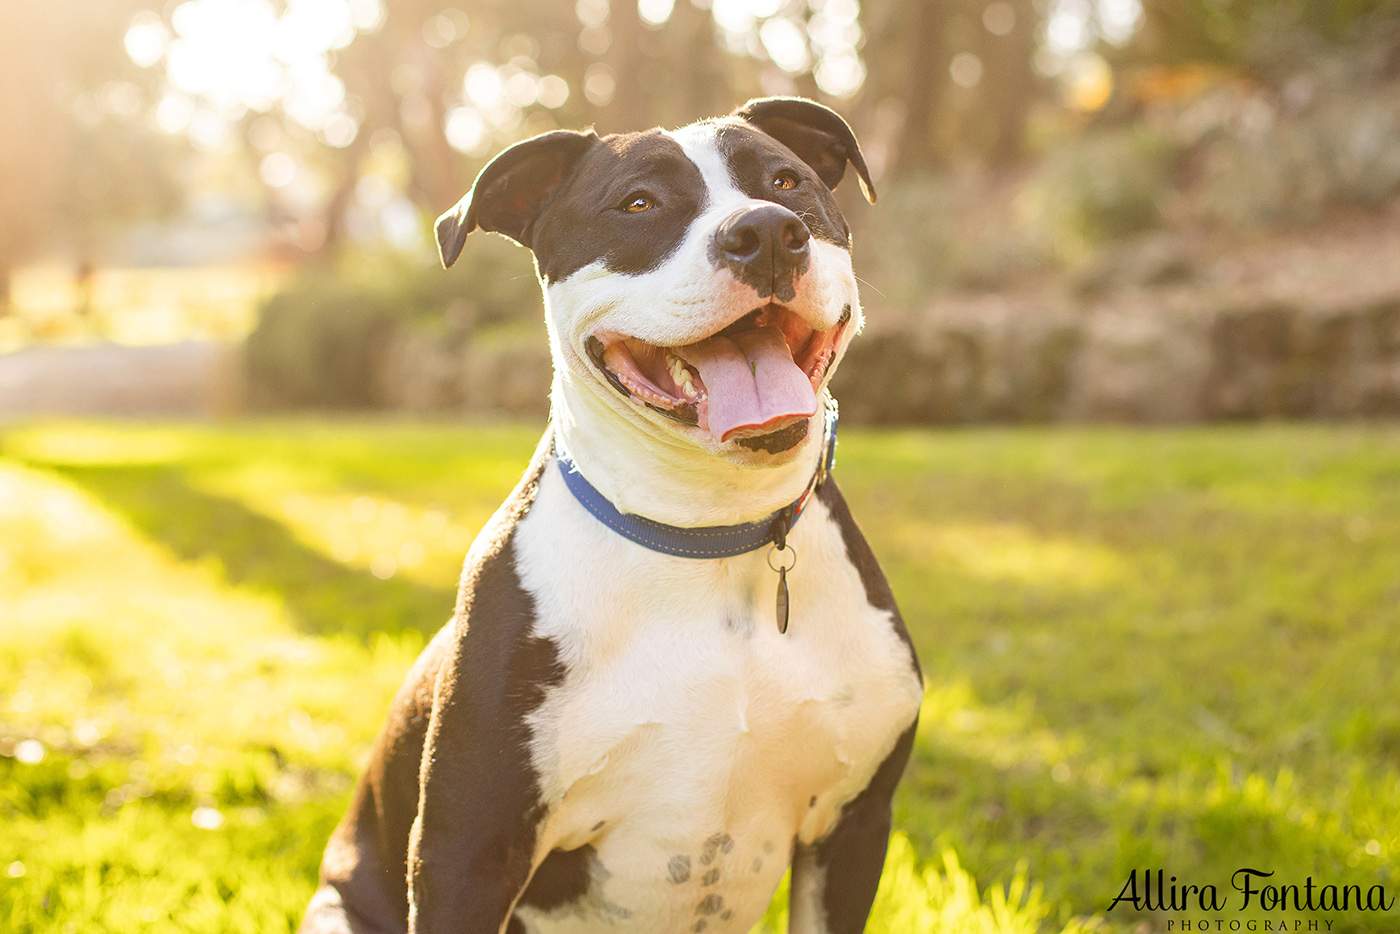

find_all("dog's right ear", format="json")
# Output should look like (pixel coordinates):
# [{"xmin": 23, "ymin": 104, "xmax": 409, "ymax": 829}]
[
  {"xmin": 435, "ymin": 129, "xmax": 598, "ymax": 268},
  {"xmin": 732, "ymin": 97, "xmax": 876, "ymax": 204}
]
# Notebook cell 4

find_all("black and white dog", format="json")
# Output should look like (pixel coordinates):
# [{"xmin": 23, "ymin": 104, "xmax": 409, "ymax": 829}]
[{"xmin": 301, "ymin": 98, "xmax": 922, "ymax": 934}]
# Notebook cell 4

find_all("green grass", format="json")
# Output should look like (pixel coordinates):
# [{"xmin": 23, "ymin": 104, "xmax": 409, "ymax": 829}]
[{"xmin": 2, "ymin": 420, "xmax": 1398, "ymax": 933}]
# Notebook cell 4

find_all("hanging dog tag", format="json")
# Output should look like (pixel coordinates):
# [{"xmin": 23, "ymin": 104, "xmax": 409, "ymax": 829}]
[
  {"xmin": 767, "ymin": 539, "xmax": 796, "ymax": 635},
  {"xmin": 775, "ymin": 566, "xmax": 789, "ymax": 634}
]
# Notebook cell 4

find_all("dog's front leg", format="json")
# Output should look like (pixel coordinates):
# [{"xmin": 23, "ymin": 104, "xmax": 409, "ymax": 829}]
[
  {"xmin": 403, "ymin": 685, "xmax": 538, "ymax": 934},
  {"xmin": 788, "ymin": 721, "xmax": 918, "ymax": 934},
  {"xmin": 403, "ymin": 608, "xmax": 562, "ymax": 934}
]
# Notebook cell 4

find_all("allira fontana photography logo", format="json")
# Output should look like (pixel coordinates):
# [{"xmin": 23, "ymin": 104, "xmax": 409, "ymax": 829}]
[{"xmin": 1107, "ymin": 868, "xmax": 1396, "ymax": 931}]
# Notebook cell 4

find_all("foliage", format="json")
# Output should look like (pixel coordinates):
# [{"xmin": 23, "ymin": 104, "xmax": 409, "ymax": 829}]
[
  {"xmin": 852, "ymin": 172, "xmax": 1052, "ymax": 303},
  {"xmin": 244, "ymin": 235, "xmax": 538, "ymax": 409},
  {"xmin": 1134, "ymin": 0, "xmax": 1398, "ymax": 70},
  {"xmin": 852, "ymin": 126, "xmax": 1178, "ymax": 302},
  {"xmin": 1019, "ymin": 127, "xmax": 1178, "ymax": 261},
  {"xmin": 245, "ymin": 273, "xmax": 400, "ymax": 409},
  {"xmin": 1192, "ymin": 84, "xmax": 1400, "ymax": 228},
  {"xmin": 3, "ymin": 421, "xmax": 1399, "ymax": 932}
]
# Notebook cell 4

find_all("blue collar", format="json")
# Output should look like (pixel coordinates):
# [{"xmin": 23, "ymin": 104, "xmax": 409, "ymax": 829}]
[{"xmin": 555, "ymin": 406, "xmax": 838, "ymax": 559}]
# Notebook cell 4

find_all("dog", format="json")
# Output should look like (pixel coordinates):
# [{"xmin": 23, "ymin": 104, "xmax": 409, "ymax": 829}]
[{"xmin": 300, "ymin": 97, "xmax": 923, "ymax": 934}]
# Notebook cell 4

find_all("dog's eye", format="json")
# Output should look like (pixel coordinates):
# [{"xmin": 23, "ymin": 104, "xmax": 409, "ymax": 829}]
[
  {"xmin": 622, "ymin": 194, "xmax": 655, "ymax": 213},
  {"xmin": 772, "ymin": 171, "xmax": 798, "ymax": 191}
]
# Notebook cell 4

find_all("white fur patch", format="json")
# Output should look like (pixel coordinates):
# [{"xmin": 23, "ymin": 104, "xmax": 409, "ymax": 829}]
[{"xmin": 509, "ymin": 466, "xmax": 922, "ymax": 934}]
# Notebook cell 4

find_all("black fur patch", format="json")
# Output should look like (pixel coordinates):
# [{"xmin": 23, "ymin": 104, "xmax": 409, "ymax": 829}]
[
  {"xmin": 785, "ymin": 480, "xmax": 921, "ymax": 934},
  {"xmin": 533, "ymin": 130, "xmax": 706, "ymax": 283},
  {"xmin": 407, "ymin": 526, "xmax": 567, "ymax": 930},
  {"xmin": 715, "ymin": 123, "xmax": 851, "ymax": 248},
  {"xmin": 519, "ymin": 844, "xmax": 596, "ymax": 911},
  {"xmin": 731, "ymin": 97, "xmax": 877, "ymax": 204},
  {"xmin": 304, "ymin": 435, "xmax": 568, "ymax": 934},
  {"xmin": 816, "ymin": 480, "xmax": 919, "ymax": 674},
  {"xmin": 812, "ymin": 722, "xmax": 918, "ymax": 934}
]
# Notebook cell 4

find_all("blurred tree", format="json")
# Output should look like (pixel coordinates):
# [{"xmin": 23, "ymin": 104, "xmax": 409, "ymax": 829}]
[
  {"xmin": 1134, "ymin": 0, "xmax": 1398, "ymax": 70},
  {"xmin": 1, "ymin": 0, "xmax": 1073, "ymax": 283},
  {"xmin": 286, "ymin": 0, "xmax": 774, "ymax": 238},
  {"xmin": 0, "ymin": 2, "xmax": 65, "ymax": 312},
  {"xmin": 0, "ymin": 0, "xmax": 184, "ymax": 313},
  {"xmin": 872, "ymin": 0, "xmax": 953, "ymax": 173},
  {"xmin": 861, "ymin": 0, "xmax": 1044, "ymax": 172},
  {"xmin": 979, "ymin": 0, "xmax": 1037, "ymax": 165}
]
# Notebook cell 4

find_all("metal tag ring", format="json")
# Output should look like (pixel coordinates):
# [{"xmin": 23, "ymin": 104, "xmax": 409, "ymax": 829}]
[{"xmin": 766, "ymin": 543, "xmax": 797, "ymax": 574}]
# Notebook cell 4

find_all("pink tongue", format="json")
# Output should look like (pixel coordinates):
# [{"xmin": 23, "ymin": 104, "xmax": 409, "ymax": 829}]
[{"xmin": 679, "ymin": 325, "xmax": 817, "ymax": 442}]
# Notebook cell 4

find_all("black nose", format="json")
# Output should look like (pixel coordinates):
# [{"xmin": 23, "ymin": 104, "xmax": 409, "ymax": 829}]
[{"xmin": 710, "ymin": 204, "xmax": 811, "ymax": 301}]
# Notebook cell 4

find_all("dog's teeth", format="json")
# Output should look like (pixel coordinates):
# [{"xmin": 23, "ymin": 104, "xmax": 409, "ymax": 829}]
[{"xmin": 666, "ymin": 352, "xmax": 695, "ymax": 392}]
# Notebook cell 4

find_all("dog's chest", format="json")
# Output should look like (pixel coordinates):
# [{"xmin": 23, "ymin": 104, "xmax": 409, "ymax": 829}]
[{"xmin": 508, "ymin": 466, "xmax": 922, "ymax": 933}]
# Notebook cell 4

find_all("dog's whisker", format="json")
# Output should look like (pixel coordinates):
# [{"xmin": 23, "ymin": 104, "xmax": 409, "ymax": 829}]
[{"xmin": 853, "ymin": 274, "xmax": 885, "ymax": 298}]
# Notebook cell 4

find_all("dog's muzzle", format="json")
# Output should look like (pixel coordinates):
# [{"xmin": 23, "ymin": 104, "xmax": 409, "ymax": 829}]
[{"xmin": 708, "ymin": 204, "xmax": 812, "ymax": 303}]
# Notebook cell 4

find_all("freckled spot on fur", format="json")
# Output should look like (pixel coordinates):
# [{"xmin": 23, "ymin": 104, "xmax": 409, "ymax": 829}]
[
  {"xmin": 699, "ymin": 832, "xmax": 733, "ymax": 865},
  {"xmin": 762, "ymin": 840, "xmax": 774, "ymax": 855},
  {"xmin": 599, "ymin": 898, "xmax": 632, "ymax": 919},
  {"xmin": 721, "ymin": 909, "xmax": 733, "ymax": 921},
  {"xmin": 752, "ymin": 856, "xmax": 763, "ymax": 873},
  {"xmin": 701, "ymin": 868, "xmax": 719, "ymax": 886},
  {"xmin": 696, "ymin": 894, "xmax": 724, "ymax": 916},
  {"xmin": 591, "ymin": 820, "xmax": 605, "ymax": 831},
  {"xmin": 668, "ymin": 855, "xmax": 691, "ymax": 884},
  {"xmin": 809, "ymin": 795, "xmax": 817, "ymax": 808},
  {"xmin": 692, "ymin": 922, "xmax": 707, "ymax": 933}
]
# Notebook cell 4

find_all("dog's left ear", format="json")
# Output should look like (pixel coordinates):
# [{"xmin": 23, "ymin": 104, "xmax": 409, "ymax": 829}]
[
  {"xmin": 435, "ymin": 129, "xmax": 599, "ymax": 268},
  {"xmin": 732, "ymin": 97, "xmax": 876, "ymax": 204}
]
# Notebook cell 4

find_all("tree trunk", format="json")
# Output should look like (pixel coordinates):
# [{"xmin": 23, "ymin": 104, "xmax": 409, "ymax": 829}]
[
  {"xmin": 892, "ymin": 0, "xmax": 949, "ymax": 173},
  {"xmin": 315, "ymin": 134, "xmax": 372, "ymax": 258},
  {"xmin": 671, "ymin": 0, "xmax": 720, "ymax": 123},
  {"xmin": 602, "ymin": 0, "xmax": 650, "ymax": 133},
  {"xmin": 0, "ymin": 1, "xmax": 66, "ymax": 295},
  {"xmin": 983, "ymin": 0, "xmax": 1038, "ymax": 166},
  {"xmin": 380, "ymin": 0, "xmax": 463, "ymax": 211}
]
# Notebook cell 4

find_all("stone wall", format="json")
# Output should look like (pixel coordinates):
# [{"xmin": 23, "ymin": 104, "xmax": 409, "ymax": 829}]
[
  {"xmin": 360, "ymin": 222, "xmax": 1400, "ymax": 425},
  {"xmin": 372, "ymin": 292, "xmax": 1400, "ymax": 426},
  {"xmin": 834, "ymin": 293, "xmax": 1400, "ymax": 424},
  {"xmin": 377, "ymin": 321, "xmax": 553, "ymax": 420}
]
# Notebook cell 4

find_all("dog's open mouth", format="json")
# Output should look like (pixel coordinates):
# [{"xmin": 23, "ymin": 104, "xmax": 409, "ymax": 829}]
[{"xmin": 587, "ymin": 303, "xmax": 848, "ymax": 444}]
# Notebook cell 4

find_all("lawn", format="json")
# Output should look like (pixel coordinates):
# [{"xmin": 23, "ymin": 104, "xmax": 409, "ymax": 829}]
[{"xmin": 1, "ymin": 420, "xmax": 1397, "ymax": 933}]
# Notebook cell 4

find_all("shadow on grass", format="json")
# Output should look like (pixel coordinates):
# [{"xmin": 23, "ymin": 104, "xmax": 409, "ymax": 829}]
[{"xmin": 47, "ymin": 462, "xmax": 457, "ymax": 640}]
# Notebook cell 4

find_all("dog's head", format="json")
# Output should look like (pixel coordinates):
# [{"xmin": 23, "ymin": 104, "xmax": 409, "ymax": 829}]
[{"xmin": 436, "ymin": 97, "xmax": 874, "ymax": 467}]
